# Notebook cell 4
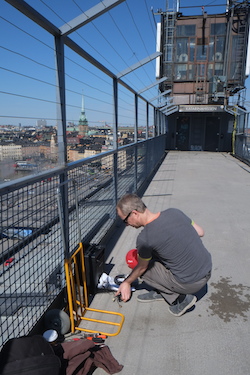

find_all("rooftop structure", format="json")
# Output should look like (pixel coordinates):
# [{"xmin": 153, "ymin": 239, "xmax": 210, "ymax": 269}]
[{"xmin": 156, "ymin": 0, "xmax": 250, "ymax": 151}]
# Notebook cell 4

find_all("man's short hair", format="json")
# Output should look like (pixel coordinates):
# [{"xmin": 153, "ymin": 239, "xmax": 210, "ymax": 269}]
[{"xmin": 117, "ymin": 193, "xmax": 146, "ymax": 215}]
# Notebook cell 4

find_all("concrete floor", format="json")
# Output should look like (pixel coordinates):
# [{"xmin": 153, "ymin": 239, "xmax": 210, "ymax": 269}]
[{"xmin": 82, "ymin": 151, "xmax": 250, "ymax": 375}]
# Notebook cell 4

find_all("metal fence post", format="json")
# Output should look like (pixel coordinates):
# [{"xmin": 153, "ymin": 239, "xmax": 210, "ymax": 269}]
[
  {"xmin": 134, "ymin": 94, "xmax": 138, "ymax": 192},
  {"xmin": 54, "ymin": 35, "xmax": 70, "ymax": 256},
  {"xmin": 113, "ymin": 77, "xmax": 119, "ymax": 206},
  {"xmin": 146, "ymin": 102, "xmax": 149, "ymax": 140}
]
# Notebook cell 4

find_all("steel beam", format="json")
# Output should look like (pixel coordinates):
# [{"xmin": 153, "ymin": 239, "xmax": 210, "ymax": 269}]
[
  {"xmin": 117, "ymin": 52, "xmax": 162, "ymax": 78},
  {"xmin": 162, "ymin": 106, "xmax": 178, "ymax": 115},
  {"xmin": 5, "ymin": 0, "xmax": 60, "ymax": 35},
  {"xmin": 137, "ymin": 76, "xmax": 167, "ymax": 94},
  {"xmin": 60, "ymin": 0, "xmax": 126, "ymax": 36},
  {"xmin": 149, "ymin": 89, "xmax": 172, "ymax": 102}
]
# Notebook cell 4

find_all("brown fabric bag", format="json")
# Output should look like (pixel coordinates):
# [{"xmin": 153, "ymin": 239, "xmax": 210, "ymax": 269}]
[{"xmin": 55, "ymin": 339, "xmax": 123, "ymax": 375}]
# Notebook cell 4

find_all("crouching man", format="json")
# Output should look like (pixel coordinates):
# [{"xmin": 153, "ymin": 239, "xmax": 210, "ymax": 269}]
[{"xmin": 115, "ymin": 194, "xmax": 212, "ymax": 317}]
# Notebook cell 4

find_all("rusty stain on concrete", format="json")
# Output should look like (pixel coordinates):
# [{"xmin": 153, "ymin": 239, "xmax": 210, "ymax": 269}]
[{"xmin": 208, "ymin": 276, "xmax": 250, "ymax": 322}]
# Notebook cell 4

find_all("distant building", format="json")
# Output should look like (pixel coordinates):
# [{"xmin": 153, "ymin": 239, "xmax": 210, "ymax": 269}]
[
  {"xmin": 50, "ymin": 134, "xmax": 57, "ymax": 161},
  {"xmin": 67, "ymin": 148, "xmax": 85, "ymax": 162},
  {"xmin": 101, "ymin": 149, "xmax": 127, "ymax": 171},
  {"xmin": 22, "ymin": 144, "xmax": 40, "ymax": 158},
  {"xmin": 40, "ymin": 143, "xmax": 55, "ymax": 159},
  {"xmin": 0, "ymin": 143, "xmax": 22, "ymax": 161},
  {"xmin": 36, "ymin": 119, "xmax": 47, "ymax": 127},
  {"xmin": 67, "ymin": 136, "xmax": 80, "ymax": 145}
]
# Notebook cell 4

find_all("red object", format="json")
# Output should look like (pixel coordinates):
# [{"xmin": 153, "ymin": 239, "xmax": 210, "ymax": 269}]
[
  {"xmin": 126, "ymin": 249, "xmax": 138, "ymax": 269},
  {"xmin": 4, "ymin": 257, "xmax": 14, "ymax": 266}
]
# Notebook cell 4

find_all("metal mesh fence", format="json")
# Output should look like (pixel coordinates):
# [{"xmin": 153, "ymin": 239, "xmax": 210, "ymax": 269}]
[
  {"xmin": 0, "ymin": 0, "xmax": 169, "ymax": 349},
  {"xmin": 0, "ymin": 137, "xmax": 166, "ymax": 348},
  {"xmin": 0, "ymin": 175, "xmax": 63, "ymax": 346},
  {"xmin": 234, "ymin": 110, "xmax": 250, "ymax": 164},
  {"xmin": 235, "ymin": 134, "xmax": 250, "ymax": 163}
]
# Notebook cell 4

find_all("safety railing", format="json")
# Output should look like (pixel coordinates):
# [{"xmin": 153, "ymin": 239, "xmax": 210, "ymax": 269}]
[
  {"xmin": 0, "ymin": 0, "xmax": 169, "ymax": 349},
  {"xmin": 0, "ymin": 136, "xmax": 167, "ymax": 349},
  {"xmin": 231, "ymin": 107, "xmax": 250, "ymax": 165},
  {"xmin": 235, "ymin": 134, "xmax": 250, "ymax": 164}
]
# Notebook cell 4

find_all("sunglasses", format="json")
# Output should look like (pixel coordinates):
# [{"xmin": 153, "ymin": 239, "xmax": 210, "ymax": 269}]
[{"xmin": 123, "ymin": 211, "xmax": 132, "ymax": 224}]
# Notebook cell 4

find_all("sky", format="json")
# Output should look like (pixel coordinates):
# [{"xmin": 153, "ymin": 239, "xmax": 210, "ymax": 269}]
[{"xmin": 1, "ymin": 0, "xmax": 249, "ymax": 128}]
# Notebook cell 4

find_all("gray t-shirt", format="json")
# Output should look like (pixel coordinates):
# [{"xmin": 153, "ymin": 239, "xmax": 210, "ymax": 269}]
[{"xmin": 136, "ymin": 208, "xmax": 212, "ymax": 283}]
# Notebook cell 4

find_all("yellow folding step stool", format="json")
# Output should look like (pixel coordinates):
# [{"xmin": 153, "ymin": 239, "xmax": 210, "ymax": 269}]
[{"xmin": 64, "ymin": 242, "xmax": 124, "ymax": 336}]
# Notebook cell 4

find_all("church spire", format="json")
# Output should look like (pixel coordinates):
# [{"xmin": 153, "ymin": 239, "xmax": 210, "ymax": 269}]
[
  {"xmin": 81, "ymin": 94, "xmax": 85, "ymax": 113},
  {"xmin": 78, "ymin": 91, "xmax": 88, "ymax": 137}
]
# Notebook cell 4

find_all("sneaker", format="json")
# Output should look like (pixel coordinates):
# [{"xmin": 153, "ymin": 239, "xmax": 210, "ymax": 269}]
[
  {"xmin": 168, "ymin": 294, "xmax": 197, "ymax": 317},
  {"xmin": 137, "ymin": 290, "xmax": 164, "ymax": 302}
]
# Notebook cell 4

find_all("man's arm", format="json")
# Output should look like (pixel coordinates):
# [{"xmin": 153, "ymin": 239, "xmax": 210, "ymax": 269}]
[
  {"xmin": 192, "ymin": 221, "xmax": 204, "ymax": 237},
  {"xmin": 115, "ymin": 257, "xmax": 149, "ymax": 302}
]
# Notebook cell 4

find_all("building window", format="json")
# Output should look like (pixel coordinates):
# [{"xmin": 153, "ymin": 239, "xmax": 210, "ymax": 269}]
[
  {"xmin": 214, "ymin": 63, "xmax": 224, "ymax": 75},
  {"xmin": 209, "ymin": 36, "xmax": 225, "ymax": 62},
  {"xmin": 189, "ymin": 39, "xmax": 195, "ymax": 62},
  {"xmin": 196, "ymin": 45, "xmax": 207, "ymax": 61},
  {"xmin": 175, "ymin": 36, "xmax": 196, "ymax": 80},
  {"xmin": 164, "ymin": 45, "xmax": 173, "ymax": 62},
  {"xmin": 229, "ymin": 35, "xmax": 240, "ymax": 80},
  {"xmin": 175, "ymin": 64, "xmax": 187, "ymax": 80},
  {"xmin": 176, "ymin": 38, "xmax": 188, "ymax": 62},
  {"xmin": 176, "ymin": 37, "xmax": 196, "ymax": 62},
  {"xmin": 174, "ymin": 63, "xmax": 195, "ymax": 81},
  {"xmin": 211, "ymin": 23, "xmax": 226, "ymax": 35},
  {"xmin": 188, "ymin": 64, "xmax": 195, "ymax": 80},
  {"xmin": 163, "ymin": 63, "xmax": 173, "ymax": 80},
  {"xmin": 196, "ymin": 63, "xmax": 206, "ymax": 77},
  {"xmin": 176, "ymin": 25, "xmax": 196, "ymax": 36}
]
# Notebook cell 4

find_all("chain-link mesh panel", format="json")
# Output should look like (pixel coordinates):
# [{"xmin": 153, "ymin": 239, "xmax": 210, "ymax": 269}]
[
  {"xmin": 0, "ymin": 175, "xmax": 64, "ymax": 346},
  {"xmin": 0, "ymin": 139, "xmax": 166, "ymax": 349},
  {"xmin": 235, "ymin": 134, "xmax": 250, "ymax": 164}
]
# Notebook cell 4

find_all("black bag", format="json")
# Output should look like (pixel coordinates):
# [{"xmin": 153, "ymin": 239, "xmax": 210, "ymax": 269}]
[{"xmin": 0, "ymin": 335, "xmax": 61, "ymax": 375}]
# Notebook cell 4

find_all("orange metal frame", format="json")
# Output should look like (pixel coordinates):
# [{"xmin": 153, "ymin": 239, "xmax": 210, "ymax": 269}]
[{"xmin": 64, "ymin": 243, "xmax": 124, "ymax": 336}]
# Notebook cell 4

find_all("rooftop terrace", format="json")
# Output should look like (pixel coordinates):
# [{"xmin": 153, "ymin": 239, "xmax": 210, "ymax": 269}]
[{"xmin": 87, "ymin": 151, "xmax": 250, "ymax": 375}]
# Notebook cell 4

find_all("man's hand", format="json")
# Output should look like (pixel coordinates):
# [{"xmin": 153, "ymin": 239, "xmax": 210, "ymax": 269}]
[
  {"xmin": 115, "ymin": 281, "xmax": 131, "ymax": 302},
  {"xmin": 115, "ymin": 257, "xmax": 149, "ymax": 302}
]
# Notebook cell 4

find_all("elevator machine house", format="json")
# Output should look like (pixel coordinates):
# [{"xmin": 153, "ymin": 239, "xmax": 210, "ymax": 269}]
[{"xmin": 155, "ymin": 1, "xmax": 250, "ymax": 152}]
